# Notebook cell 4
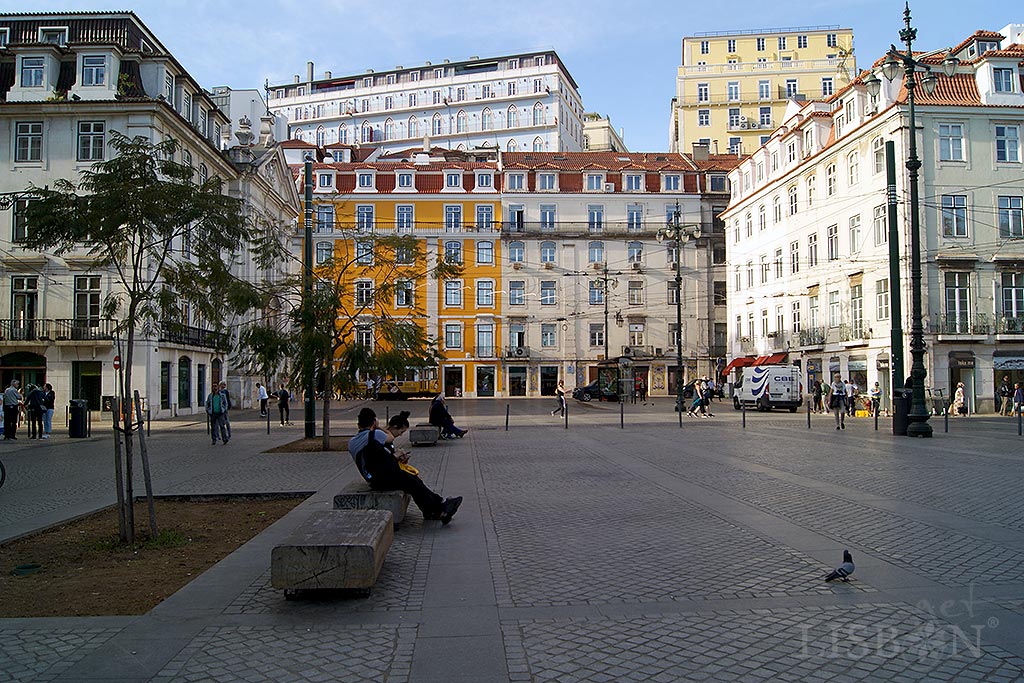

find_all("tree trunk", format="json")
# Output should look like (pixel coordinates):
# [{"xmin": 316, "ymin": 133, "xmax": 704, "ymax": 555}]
[{"xmin": 134, "ymin": 389, "xmax": 158, "ymax": 537}]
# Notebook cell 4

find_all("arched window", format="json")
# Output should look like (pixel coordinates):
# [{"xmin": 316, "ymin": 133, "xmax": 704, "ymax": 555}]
[
  {"xmin": 506, "ymin": 139, "xmax": 517, "ymax": 152},
  {"xmin": 361, "ymin": 121, "xmax": 373, "ymax": 143},
  {"xmin": 533, "ymin": 103, "xmax": 545, "ymax": 126},
  {"xmin": 847, "ymin": 150, "xmax": 859, "ymax": 185},
  {"xmin": 316, "ymin": 125, "xmax": 326, "ymax": 147},
  {"xmin": 456, "ymin": 143, "xmax": 466, "ymax": 151},
  {"xmin": 384, "ymin": 118, "xmax": 394, "ymax": 141},
  {"xmin": 508, "ymin": 241, "xmax": 525, "ymax": 262},
  {"xmin": 408, "ymin": 116, "xmax": 419, "ymax": 139},
  {"xmin": 177, "ymin": 356, "xmax": 191, "ymax": 409},
  {"xmin": 338, "ymin": 124, "xmax": 348, "ymax": 144},
  {"xmin": 627, "ymin": 241, "xmax": 643, "ymax": 263},
  {"xmin": 540, "ymin": 241, "xmax": 556, "ymax": 263},
  {"xmin": 198, "ymin": 163, "xmax": 208, "ymax": 185},
  {"xmin": 456, "ymin": 110, "xmax": 468, "ymax": 133},
  {"xmin": 432, "ymin": 113, "xmax": 443, "ymax": 136},
  {"xmin": 872, "ymin": 136, "xmax": 885, "ymax": 174},
  {"xmin": 481, "ymin": 107, "xmax": 493, "ymax": 131},
  {"xmin": 588, "ymin": 241, "xmax": 604, "ymax": 263},
  {"xmin": 444, "ymin": 240, "xmax": 463, "ymax": 264},
  {"xmin": 532, "ymin": 136, "xmax": 544, "ymax": 152},
  {"xmin": 507, "ymin": 105, "xmax": 518, "ymax": 128},
  {"xmin": 293, "ymin": 128, "xmax": 303, "ymax": 140}
]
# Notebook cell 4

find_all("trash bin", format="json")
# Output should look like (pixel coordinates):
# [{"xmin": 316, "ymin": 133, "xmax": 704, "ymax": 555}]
[
  {"xmin": 69, "ymin": 399, "xmax": 88, "ymax": 438},
  {"xmin": 892, "ymin": 389, "xmax": 911, "ymax": 436}
]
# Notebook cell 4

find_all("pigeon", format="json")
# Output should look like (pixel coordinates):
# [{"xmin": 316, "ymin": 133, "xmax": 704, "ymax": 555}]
[{"xmin": 824, "ymin": 550, "xmax": 855, "ymax": 582}]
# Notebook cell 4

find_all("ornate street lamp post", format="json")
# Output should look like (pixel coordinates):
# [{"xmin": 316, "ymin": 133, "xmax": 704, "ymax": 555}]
[
  {"xmin": 863, "ymin": 3, "xmax": 958, "ymax": 438},
  {"xmin": 658, "ymin": 201, "xmax": 701, "ymax": 427}
]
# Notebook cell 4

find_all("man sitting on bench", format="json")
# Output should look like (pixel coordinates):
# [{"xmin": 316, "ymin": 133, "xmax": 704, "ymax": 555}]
[
  {"xmin": 429, "ymin": 394, "xmax": 468, "ymax": 439},
  {"xmin": 348, "ymin": 407, "xmax": 462, "ymax": 525}
]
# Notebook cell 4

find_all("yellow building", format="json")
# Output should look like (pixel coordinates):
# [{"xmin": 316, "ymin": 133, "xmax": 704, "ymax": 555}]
[
  {"xmin": 293, "ymin": 142, "xmax": 503, "ymax": 398},
  {"xmin": 669, "ymin": 25, "xmax": 855, "ymax": 155}
]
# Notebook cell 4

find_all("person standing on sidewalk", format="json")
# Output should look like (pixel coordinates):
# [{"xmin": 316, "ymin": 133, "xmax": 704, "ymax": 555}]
[
  {"xmin": 829, "ymin": 373, "xmax": 847, "ymax": 430},
  {"xmin": 42, "ymin": 383, "xmax": 55, "ymax": 439},
  {"xmin": 3, "ymin": 380, "xmax": 23, "ymax": 440},
  {"xmin": 218, "ymin": 382, "xmax": 233, "ymax": 439},
  {"xmin": 999, "ymin": 376, "xmax": 1013, "ymax": 416},
  {"xmin": 205, "ymin": 385, "xmax": 230, "ymax": 445},
  {"xmin": 256, "ymin": 382, "xmax": 269, "ymax": 417},
  {"xmin": 25, "ymin": 384, "xmax": 45, "ymax": 439},
  {"xmin": 869, "ymin": 382, "xmax": 882, "ymax": 417},
  {"xmin": 551, "ymin": 380, "xmax": 567, "ymax": 417},
  {"xmin": 277, "ymin": 387, "xmax": 292, "ymax": 425}
]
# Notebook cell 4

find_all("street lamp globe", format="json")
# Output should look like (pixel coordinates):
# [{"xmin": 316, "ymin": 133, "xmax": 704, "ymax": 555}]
[{"xmin": 882, "ymin": 54, "xmax": 902, "ymax": 81}]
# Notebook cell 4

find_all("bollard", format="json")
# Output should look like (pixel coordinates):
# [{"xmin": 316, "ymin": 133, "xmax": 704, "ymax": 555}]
[
  {"xmin": 267, "ymin": 405, "xmax": 271, "ymax": 435},
  {"xmin": 945, "ymin": 407, "xmax": 949, "ymax": 433},
  {"xmin": 620, "ymin": 399, "xmax": 624, "ymax": 429},
  {"xmin": 874, "ymin": 405, "xmax": 878, "ymax": 431},
  {"xmin": 147, "ymin": 408, "xmax": 151, "ymax": 437},
  {"xmin": 385, "ymin": 405, "xmax": 389, "ymax": 422},
  {"xmin": 505, "ymin": 403, "xmax": 509, "ymax": 431},
  {"xmin": 807, "ymin": 398, "xmax": 811, "ymax": 429},
  {"xmin": 564, "ymin": 404, "xmax": 568, "ymax": 429},
  {"xmin": 742, "ymin": 402, "xmax": 746, "ymax": 429},
  {"xmin": 1018, "ymin": 409, "xmax": 1021, "ymax": 437}
]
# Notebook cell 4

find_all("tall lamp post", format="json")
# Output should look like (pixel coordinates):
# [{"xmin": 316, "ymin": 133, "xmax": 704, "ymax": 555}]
[
  {"xmin": 302, "ymin": 152, "xmax": 316, "ymax": 438},
  {"xmin": 863, "ymin": 3, "xmax": 958, "ymax": 438},
  {"xmin": 658, "ymin": 201, "xmax": 701, "ymax": 427}
]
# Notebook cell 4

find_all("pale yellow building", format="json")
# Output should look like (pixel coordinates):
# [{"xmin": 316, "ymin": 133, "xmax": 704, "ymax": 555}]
[{"xmin": 669, "ymin": 25, "xmax": 855, "ymax": 155}]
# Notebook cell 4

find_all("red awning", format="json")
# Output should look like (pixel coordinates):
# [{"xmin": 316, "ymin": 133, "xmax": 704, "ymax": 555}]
[
  {"xmin": 752, "ymin": 352, "xmax": 788, "ymax": 366},
  {"xmin": 722, "ymin": 356, "xmax": 756, "ymax": 375}
]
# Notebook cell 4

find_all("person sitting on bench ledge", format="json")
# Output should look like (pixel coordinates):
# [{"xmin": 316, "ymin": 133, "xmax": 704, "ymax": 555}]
[
  {"xmin": 429, "ymin": 394, "xmax": 468, "ymax": 438},
  {"xmin": 348, "ymin": 407, "xmax": 462, "ymax": 524}
]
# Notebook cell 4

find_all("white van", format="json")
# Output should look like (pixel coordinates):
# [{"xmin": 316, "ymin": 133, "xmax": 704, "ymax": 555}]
[{"xmin": 732, "ymin": 365, "xmax": 803, "ymax": 412}]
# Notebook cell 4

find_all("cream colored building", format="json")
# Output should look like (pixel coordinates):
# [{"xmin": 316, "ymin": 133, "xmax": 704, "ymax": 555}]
[
  {"xmin": 582, "ymin": 113, "xmax": 628, "ymax": 152},
  {"xmin": 669, "ymin": 25, "xmax": 855, "ymax": 155}
]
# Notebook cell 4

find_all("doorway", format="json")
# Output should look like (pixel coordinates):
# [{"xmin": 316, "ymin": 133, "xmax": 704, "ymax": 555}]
[
  {"xmin": 1, "ymin": 351, "xmax": 46, "ymax": 392},
  {"xmin": 539, "ymin": 366, "xmax": 559, "ymax": 396},
  {"xmin": 71, "ymin": 360, "xmax": 101, "ymax": 411},
  {"xmin": 444, "ymin": 366, "xmax": 463, "ymax": 397},
  {"xmin": 507, "ymin": 367, "xmax": 527, "ymax": 396},
  {"xmin": 476, "ymin": 366, "xmax": 495, "ymax": 397}
]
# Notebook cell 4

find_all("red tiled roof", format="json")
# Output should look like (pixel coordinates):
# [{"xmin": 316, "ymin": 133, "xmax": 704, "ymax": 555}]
[
  {"xmin": 503, "ymin": 151, "xmax": 692, "ymax": 171},
  {"xmin": 897, "ymin": 72, "xmax": 980, "ymax": 106},
  {"xmin": 951, "ymin": 30, "xmax": 1006, "ymax": 56},
  {"xmin": 685, "ymin": 154, "xmax": 744, "ymax": 172},
  {"xmin": 280, "ymin": 139, "xmax": 318, "ymax": 148}
]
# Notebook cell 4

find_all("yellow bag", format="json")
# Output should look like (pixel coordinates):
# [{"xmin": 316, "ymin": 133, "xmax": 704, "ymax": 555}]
[{"xmin": 399, "ymin": 462, "xmax": 419, "ymax": 476}]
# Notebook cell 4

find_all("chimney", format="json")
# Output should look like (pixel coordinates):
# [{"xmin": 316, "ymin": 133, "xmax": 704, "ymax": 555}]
[
  {"xmin": 306, "ymin": 61, "xmax": 314, "ymax": 82},
  {"xmin": 324, "ymin": 70, "xmax": 332, "ymax": 79},
  {"xmin": 692, "ymin": 142, "xmax": 709, "ymax": 161},
  {"xmin": 712, "ymin": 140, "xmax": 719, "ymax": 155},
  {"xmin": 422, "ymin": 133, "xmax": 430, "ymax": 152},
  {"xmin": 293, "ymin": 75, "xmax": 299, "ymax": 84}
]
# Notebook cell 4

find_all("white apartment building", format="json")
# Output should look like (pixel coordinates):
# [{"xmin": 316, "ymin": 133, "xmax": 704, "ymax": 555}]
[
  {"xmin": 268, "ymin": 52, "xmax": 586, "ymax": 155},
  {"xmin": 722, "ymin": 27, "xmax": 1024, "ymax": 413},
  {"xmin": 500, "ymin": 151, "xmax": 734, "ymax": 397},
  {"xmin": 0, "ymin": 11, "xmax": 299, "ymax": 417}
]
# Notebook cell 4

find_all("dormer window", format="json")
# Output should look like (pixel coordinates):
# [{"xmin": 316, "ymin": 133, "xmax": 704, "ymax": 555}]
[
  {"xmin": 662, "ymin": 174, "xmax": 680, "ymax": 191},
  {"xmin": 585, "ymin": 173, "xmax": 604, "ymax": 191},
  {"xmin": 20, "ymin": 57, "xmax": 44, "ymax": 87},
  {"xmin": 0, "ymin": 28, "xmax": 9, "ymax": 46},
  {"xmin": 978, "ymin": 40, "xmax": 1000, "ymax": 55},
  {"xmin": 538, "ymin": 172, "xmax": 556, "ymax": 190},
  {"xmin": 362, "ymin": 77, "xmax": 372, "ymax": 87},
  {"xmin": 445, "ymin": 172, "xmax": 463, "ymax": 188},
  {"xmin": 710, "ymin": 176, "xmax": 727, "ymax": 192},
  {"xmin": 318, "ymin": 173, "xmax": 333, "ymax": 188},
  {"xmin": 39, "ymin": 27, "xmax": 68, "ymax": 45},
  {"xmin": 994, "ymin": 68, "xmax": 1015, "ymax": 93},
  {"xmin": 164, "ymin": 73, "xmax": 174, "ymax": 101},
  {"xmin": 506, "ymin": 173, "xmax": 525, "ymax": 190},
  {"xmin": 476, "ymin": 172, "xmax": 493, "ymax": 188},
  {"xmin": 357, "ymin": 171, "xmax": 375, "ymax": 188},
  {"xmin": 624, "ymin": 174, "xmax": 643, "ymax": 191},
  {"xmin": 82, "ymin": 56, "xmax": 107, "ymax": 86},
  {"xmin": 397, "ymin": 172, "xmax": 414, "ymax": 188}
]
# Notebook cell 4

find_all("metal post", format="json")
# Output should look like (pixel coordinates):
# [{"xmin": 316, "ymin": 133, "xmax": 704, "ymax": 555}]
[
  {"xmin": 674, "ymin": 204, "xmax": 685, "ymax": 429},
  {"xmin": 807, "ymin": 396, "xmax": 811, "ymax": 429},
  {"xmin": 885, "ymin": 142, "xmax": 905, "ymax": 390},
  {"xmin": 266, "ymin": 405, "xmax": 271, "ymax": 435},
  {"xmin": 875, "ymin": 405, "xmax": 879, "ymax": 431},
  {"xmin": 564, "ymin": 403, "xmax": 568, "ymax": 429},
  {"xmin": 505, "ymin": 403, "xmax": 509, "ymax": 431},
  {"xmin": 742, "ymin": 403, "xmax": 746, "ymax": 429},
  {"xmin": 1018, "ymin": 409, "xmax": 1021, "ymax": 437},
  {"xmin": 945, "ymin": 407, "xmax": 949, "ymax": 433},
  {"xmin": 620, "ymin": 399, "xmax": 624, "ymax": 429},
  {"xmin": 302, "ymin": 153, "xmax": 316, "ymax": 439}
]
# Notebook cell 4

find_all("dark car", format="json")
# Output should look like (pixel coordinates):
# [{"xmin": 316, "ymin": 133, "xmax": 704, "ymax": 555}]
[{"xmin": 572, "ymin": 380, "xmax": 619, "ymax": 402}]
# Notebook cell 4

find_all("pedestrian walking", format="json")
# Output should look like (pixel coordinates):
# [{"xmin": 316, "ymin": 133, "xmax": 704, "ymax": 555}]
[
  {"xmin": 812, "ymin": 380, "xmax": 823, "ymax": 413},
  {"xmin": 829, "ymin": 373, "xmax": 847, "ymax": 430},
  {"xmin": 950, "ymin": 382, "xmax": 966, "ymax": 416},
  {"xmin": 637, "ymin": 377, "xmax": 648, "ymax": 404},
  {"xmin": 869, "ymin": 382, "xmax": 881, "ymax": 417},
  {"xmin": 219, "ymin": 381, "xmax": 233, "ymax": 439},
  {"xmin": 25, "ymin": 384, "xmax": 45, "ymax": 439},
  {"xmin": 2, "ymin": 379, "xmax": 23, "ymax": 440},
  {"xmin": 551, "ymin": 380, "xmax": 567, "ymax": 417},
  {"xmin": 277, "ymin": 387, "xmax": 292, "ymax": 425},
  {"xmin": 205, "ymin": 385, "xmax": 230, "ymax": 444},
  {"xmin": 256, "ymin": 382, "xmax": 269, "ymax": 417},
  {"xmin": 999, "ymin": 376, "xmax": 1013, "ymax": 416},
  {"xmin": 1014, "ymin": 383, "xmax": 1024, "ymax": 416}
]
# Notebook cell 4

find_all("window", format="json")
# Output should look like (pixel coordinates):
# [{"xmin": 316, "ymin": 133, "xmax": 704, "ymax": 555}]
[
  {"xmin": 999, "ymin": 196, "xmax": 1024, "ymax": 238},
  {"xmin": 627, "ymin": 204, "xmax": 643, "ymax": 232},
  {"xmin": 825, "ymin": 163, "xmax": 836, "ymax": 196},
  {"xmin": 713, "ymin": 280, "xmax": 727, "ymax": 307},
  {"xmin": 728, "ymin": 108, "xmax": 741, "ymax": 128},
  {"xmin": 1002, "ymin": 273, "xmax": 1024, "ymax": 319},
  {"xmin": 729, "ymin": 137, "xmax": 741, "ymax": 155},
  {"xmin": 477, "ymin": 280, "xmax": 494, "ymax": 307},
  {"xmin": 586, "ymin": 174, "xmax": 603, "ymax": 191},
  {"xmin": 588, "ymin": 241, "xmax": 604, "ymax": 263},
  {"xmin": 20, "ymin": 57, "xmax": 44, "ymax": 87},
  {"xmin": 758, "ymin": 205, "xmax": 767, "ymax": 232},
  {"xmin": 357, "ymin": 172, "xmax": 374, "ymax": 188},
  {"xmin": 994, "ymin": 68, "xmax": 1015, "ymax": 93},
  {"xmin": 941, "ymin": 195, "xmax": 968, "ymax": 237},
  {"xmin": 828, "ymin": 290, "xmax": 841, "ymax": 327},
  {"xmin": 627, "ymin": 241, "xmax": 643, "ymax": 263},
  {"xmin": 444, "ymin": 240, "xmax": 463, "ymax": 264},
  {"xmin": 786, "ymin": 79, "xmax": 798, "ymax": 97},
  {"xmin": 395, "ymin": 245, "xmax": 413, "ymax": 264},
  {"xmin": 445, "ymin": 324, "xmax": 462, "ymax": 349},
  {"xmin": 506, "ymin": 173, "xmax": 525, "ymax": 190},
  {"xmin": 726, "ymin": 38, "xmax": 736, "ymax": 52},
  {"xmin": 395, "ymin": 280, "xmax": 414, "ymax": 307},
  {"xmin": 535, "ymin": 323, "xmax": 555, "ymax": 348},
  {"xmin": 939, "ymin": 124, "xmax": 964, "ymax": 161},
  {"xmin": 476, "ymin": 241, "xmax": 494, "ymax": 265},
  {"xmin": 538, "ymin": 173, "xmax": 556, "ymax": 190},
  {"xmin": 509, "ymin": 280, "xmax": 525, "ymax": 305},
  {"xmin": 873, "ymin": 137, "xmax": 885, "ymax": 174},
  {"xmin": 540, "ymin": 205, "xmax": 556, "ymax": 232},
  {"xmin": 807, "ymin": 234, "xmax": 818, "ymax": 267},
  {"xmin": 540, "ymin": 281, "xmax": 556, "ymax": 305},
  {"xmin": 790, "ymin": 240, "xmax": 800, "ymax": 274},
  {"xmin": 698, "ymin": 109, "xmax": 710, "ymax": 126},
  {"xmin": 710, "ymin": 175, "xmax": 727, "ymax": 192},
  {"xmin": 431, "ymin": 115, "xmax": 443, "ymax": 136},
  {"xmin": 746, "ymin": 261, "xmax": 754, "ymax": 288},
  {"xmin": 759, "ymin": 106, "xmax": 771, "ymax": 127},
  {"xmin": 827, "ymin": 225, "xmax": 839, "ymax": 261},
  {"xmin": 446, "ymin": 172, "xmax": 462, "ymax": 188},
  {"xmin": 760, "ymin": 255, "xmax": 769, "ymax": 283},
  {"xmin": 629, "ymin": 324, "xmax": 645, "ymax": 347},
  {"xmin": 476, "ymin": 205, "xmax": 494, "ymax": 231},
  {"xmin": 745, "ymin": 213, "xmax": 753, "ymax": 237},
  {"xmin": 735, "ymin": 267, "xmax": 742, "ymax": 291},
  {"xmin": 756, "ymin": 81, "xmax": 770, "ymax": 101},
  {"xmin": 356, "ymin": 205, "xmax": 374, "ymax": 232},
  {"xmin": 876, "ymin": 279, "xmax": 890, "ymax": 320},
  {"xmin": 628, "ymin": 281, "xmax": 644, "ymax": 305},
  {"xmin": 851, "ymin": 285, "xmax": 864, "ymax": 336},
  {"xmin": 15, "ymin": 122, "xmax": 43, "ymax": 162},
  {"xmin": 663, "ymin": 175, "xmax": 680, "ymax": 191},
  {"xmin": 356, "ymin": 240, "xmax": 374, "ymax": 265},
  {"xmin": 996, "ymin": 125, "xmax": 1020, "ymax": 163},
  {"xmin": 773, "ymin": 197, "xmax": 782, "ymax": 224},
  {"xmin": 77, "ymin": 121, "xmax": 105, "ymax": 161},
  {"xmin": 806, "ymin": 177, "xmax": 815, "ymax": 207},
  {"xmin": 444, "ymin": 280, "xmax": 463, "ymax": 307},
  {"xmin": 756, "ymin": 37, "xmax": 766, "ymax": 51},
  {"xmin": 396, "ymin": 205, "xmax": 413, "ymax": 233},
  {"xmin": 350, "ymin": 281, "xmax": 372, "ymax": 308},
  {"xmin": 821, "ymin": 77, "xmax": 833, "ymax": 96},
  {"xmin": 508, "ymin": 241, "xmax": 524, "ymax": 263},
  {"xmin": 533, "ymin": 103, "xmax": 545, "ymax": 126},
  {"xmin": 589, "ymin": 281, "xmax": 604, "ymax": 305},
  {"xmin": 945, "ymin": 272, "xmax": 971, "ymax": 332},
  {"xmin": 316, "ymin": 205, "xmax": 335, "ymax": 232},
  {"xmin": 318, "ymin": 173, "xmax": 333, "ymax": 188},
  {"xmin": 507, "ymin": 106, "xmax": 518, "ymax": 128},
  {"xmin": 873, "ymin": 204, "xmax": 888, "ymax": 245},
  {"xmin": 445, "ymin": 205, "xmax": 462, "ymax": 232},
  {"xmin": 778, "ymin": 36, "xmax": 787, "ymax": 50},
  {"xmin": 12, "ymin": 199, "xmax": 35, "ymax": 242},
  {"xmin": 588, "ymin": 205, "xmax": 604, "ymax": 233},
  {"xmin": 847, "ymin": 152, "xmax": 859, "ymax": 185},
  {"xmin": 772, "ymin": 248, "xmax": 783, "ymax": 279},
  {"xmin": 809, "ymin": 295, "xmax": 819, "ymax": 328},
  {"xmin": 727, "ymin": 81, "xmax": 740, "ymax": 101},
  {"xmin": 791, "ymin": 301, "xmax": 802, "ymax": 334},
  {"xmin": 540, "ymin": 241, "xmax": 556, "ymax": 264},
  {"xmin": 700, "ymin": 40, "xmax": 709, "ymax": 54},
  {"xmin": 848, "ymin": 215, "xmax": 862, "ymax": 253},
  {"xmin": 81, "ymin": 55, "xmax": 106, "ymax": 86},
  {"xmin": 589, "ymin": 324, "xmax": 605, "ymax": 348},
  {"xmin": 624, "ymin": 174, "xmax": 643, "ymax": 191},
  {"xmin": 788, "ymin": 186, "xmax": 798, "ymax": 215},
  {"xmin": 315, "ymin": 241, "xmax": 332, "ymax": 264},
  {"xmin": 697, "ymin": 83, "xmax": 709, "ymax": 103}
]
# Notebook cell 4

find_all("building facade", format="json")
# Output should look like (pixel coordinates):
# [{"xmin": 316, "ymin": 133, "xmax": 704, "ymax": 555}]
[
  {"xmin": 582, "ymin": 113, "xmax": 628, "ymax": 152},
  {"xmin": 268, "ymin": 52, "xmax": 586, "ymax": 155},
  {"xmin": 0, "ymin": 11, "xmax": 299, "ymax": 417},
  {"xmin": 722, "ymin": 27, "xmax": 1024, "ymax": 413},
  {"xmin": 669, "ymin": 25, "xmax": 855, "ymax": 156}
]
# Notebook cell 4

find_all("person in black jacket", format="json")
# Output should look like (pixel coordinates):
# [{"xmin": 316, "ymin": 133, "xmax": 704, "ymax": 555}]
[
  {"xmin": 25, "ymin": 384, "xmax": 46, "ymax": 439},
  {"xmin": 429, "ymin": 394, "xmax": 467, "ymax": 438},
  {"xmin": 42, "ymin": 383, "xmax": 55, "ymax": 439}
]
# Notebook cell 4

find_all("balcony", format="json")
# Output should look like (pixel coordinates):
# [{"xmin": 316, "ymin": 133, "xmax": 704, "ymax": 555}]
[
  {"xmin": 504, "ymin": 345, "xmax": 531, "ymax": 360},
  {"xmin": 501, "ymin": 221, "xmax": 665, "ymax": 237},
  {"xmin": 996, "ymin": 315, "xmax": 1024, "ymax": 336},
  {"xmin": 765, "ymin": 331, "xmax": 790, "ymax": 352},
  {"xmin": 0, "ymin": 318, "xmax": 117, "ymax": 343},
  {"xmin": 931, "ymin": 314, "xmax": 992, "ymax": 337},
  {"xmin": 737, "ymin": 336, "xmax": 757, "ymax": 354},
  {"xmin": 798, "ymin": 327, "xmax": 827, "ymax": 347},
  {"xmin": 836, "ymin": 323, "xmax": 871, "ymax": 344},
  {"xmin": 622, "ymin": 344, "xmax": 655, "ymax": 357},
  {"xmin": 159, "ymin": 322, "xmax": 229, "ymax": 350},
  {"xmin": 477, "ymin": 346, "xmax": 497, "ymax": 359}
]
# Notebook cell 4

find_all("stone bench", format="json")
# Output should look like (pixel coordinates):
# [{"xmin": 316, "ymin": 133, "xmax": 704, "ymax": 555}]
[
  {"xmin": 271, "ymin": 509, "xmax": 393, "ymax": 598},
  {"xmin": 334, "ymin": 478, "xmax": 410, "ymax": 525},
  {"xmin": 409, "ymin": 422, "xmax": 440, "ymax": 446}
]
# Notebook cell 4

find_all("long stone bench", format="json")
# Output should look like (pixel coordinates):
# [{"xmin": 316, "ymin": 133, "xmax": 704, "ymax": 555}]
[
  {"xmin": 409, "ymin": 422, "xmax": 440, "ymax": 446},
  {"xmin": 334, "ymin": 479, "xmax": 410, "ymax": 524},
  {"xmin": 271, "ymin": 509, "xmax": 393, "ymax": 598}
]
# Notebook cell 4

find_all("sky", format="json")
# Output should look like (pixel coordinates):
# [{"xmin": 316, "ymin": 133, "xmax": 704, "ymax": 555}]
[{"xmin": 6, "ymin": 0, "xmax": 1017, "ymax": 151}]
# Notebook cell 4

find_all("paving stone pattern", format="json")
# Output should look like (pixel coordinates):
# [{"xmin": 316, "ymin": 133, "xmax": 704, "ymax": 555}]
[
  {"xmin": 503, "ymin": 603, "xmax": 1024, "ymax": 683},
  {"xmin": 0, "ymin": 627, "xmax": 121, "ymax": 683}
]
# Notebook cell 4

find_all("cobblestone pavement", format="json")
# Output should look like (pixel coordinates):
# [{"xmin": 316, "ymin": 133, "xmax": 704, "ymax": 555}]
[{"xmin": 4, "ymin": 402, "xmax": 1024, "ymax": 681}]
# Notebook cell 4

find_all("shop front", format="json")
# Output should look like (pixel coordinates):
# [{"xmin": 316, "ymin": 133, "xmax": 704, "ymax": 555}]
[
  {"xmin": 948, "ymin": 351, "xmax": 976, "ymax": 414},
  {"xmin": 993, "ymin": 350, "xmax": 1024, "ymax": 414}
]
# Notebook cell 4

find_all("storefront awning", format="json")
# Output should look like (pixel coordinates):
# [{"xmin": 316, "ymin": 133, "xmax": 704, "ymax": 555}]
[
  {"xmin": 722, "ymin": 356, "xmax": 756, "ymax": 375},
  {"xmin": 752, "ymin": 352, "xmax": 788, "ymax": 366}
]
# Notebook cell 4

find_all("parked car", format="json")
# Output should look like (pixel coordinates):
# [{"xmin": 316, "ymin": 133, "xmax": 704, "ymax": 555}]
[{"xmin": 572, "ymin": 380, "xmax": 619, "ymax": 402}]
